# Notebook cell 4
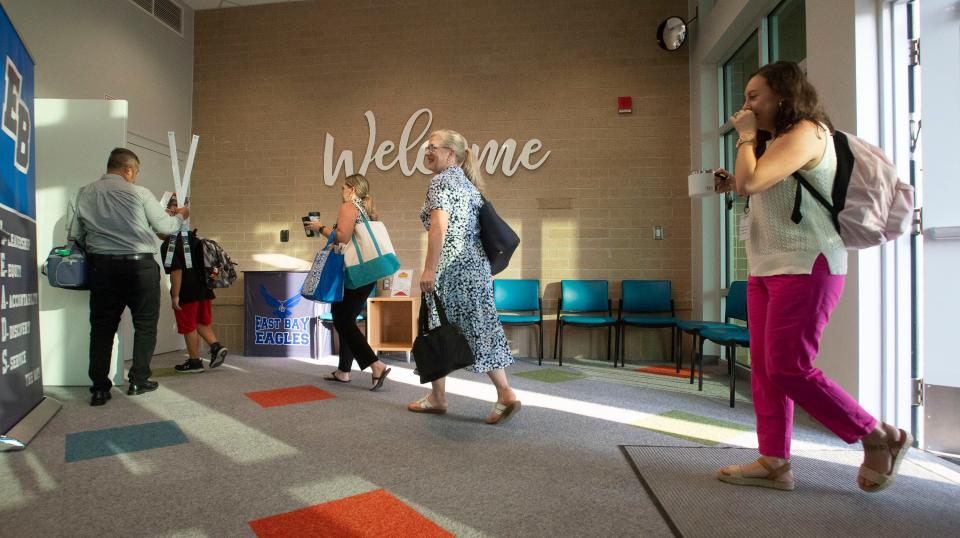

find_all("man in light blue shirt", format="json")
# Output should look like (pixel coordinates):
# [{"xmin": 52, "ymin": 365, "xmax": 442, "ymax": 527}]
[{"xmin": 75, "ymin": 148, "xmax": 189, "ymax": 406}]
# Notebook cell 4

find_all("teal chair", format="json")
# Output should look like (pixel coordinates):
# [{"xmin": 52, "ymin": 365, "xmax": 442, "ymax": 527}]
[
  {"xmin": 677, "ymin": 280, "xmax": 747, "ymax": 385},
  {"xmin": 317, "ymin": 310, "xmax": 366, "ymax": 329},
  {"xmin": 554, "ymin": 280, "xmax": 619, "ymax": 366},
  {"xmin": 699, "ymin": 326, "xmax": 749, "ymax": 407},
  {"xmin": 318, "ymin": 286, "xmax": 376, "ymax": 331},
  {"xmin": 494, "ymin": 279, "xmax": 544, "ymax": 365},
  {"xmin": 617, "ymin": 280, "xmax": 678, "ymax": 368}
]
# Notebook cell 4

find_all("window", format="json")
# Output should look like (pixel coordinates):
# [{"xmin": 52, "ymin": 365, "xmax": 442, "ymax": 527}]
[
  {"xmin": 717, "ymin": 0, "xmax": 806, "ymax": 366},
  {"xmin": 769, "ymin": 0, "xmax": 807, "ymax": 64},
  {"xmin": 721, "ymin": 33, "xmax": 759, "ymax": 284},
  {"xmin": 723, "ymin": 32, "xmax": 760, "ymax": 121},
  {"xmin": 720, "ymin": 0, "xmax": 807, "ymax": 287}
]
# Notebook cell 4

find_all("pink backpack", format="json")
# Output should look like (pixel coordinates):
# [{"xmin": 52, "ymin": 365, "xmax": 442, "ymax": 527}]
[{"xmin": 791, "ymin": 130, "xmax": 914, "ymax": 250}]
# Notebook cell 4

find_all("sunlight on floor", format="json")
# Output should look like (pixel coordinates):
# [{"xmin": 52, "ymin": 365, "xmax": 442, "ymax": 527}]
[
  {"xmin": 289, "ymin": 355, "xmax": 764, "ymax": 443},
  {"xmin": 129, "ymin": 387, "xmax": 300, "ymax": 464},
  {"xmin": 133, "ymin": 353, "xmax": 958, "ymax": 486},
  {"xmin": 111, "ymin": 448, "xmax": 159, "ymax": 476},
  {"xmin": 287, "ymin": 477, "xmax": 492, "ymax": 537},
  {"xmin": 284, "ymin": 355, "xmax": 960, "ymax": 482},
  {"xmin": 292, "ymin": 354, "xmax": 672, "ymax": 422},
  {"xmin": 0, "ymin": 450, "xmax": 62, "ymax": 509},
  {"xmin": 896, "ymin": 452, "xmax": 960, "ymax": 484}
]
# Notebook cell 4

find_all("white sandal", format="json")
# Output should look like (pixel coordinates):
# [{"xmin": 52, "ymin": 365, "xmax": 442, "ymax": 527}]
[
  {"xmin": 407, "ymin": 395, "xmax": 447, "ymax": 415},
  {"xmin": 485, "ymin": 400, "xmax": 521, "ymax": 425}
]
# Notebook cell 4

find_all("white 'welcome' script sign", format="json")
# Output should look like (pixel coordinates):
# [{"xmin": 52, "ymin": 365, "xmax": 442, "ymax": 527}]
[{"xmin": 322, "ymin": 108, "xmax": 550, "ymax": 185}]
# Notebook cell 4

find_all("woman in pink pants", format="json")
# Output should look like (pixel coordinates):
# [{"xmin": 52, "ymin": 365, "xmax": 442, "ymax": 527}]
[{"xmin": 713, "ymin": 61, "xmax": 910, "ymax": 492}]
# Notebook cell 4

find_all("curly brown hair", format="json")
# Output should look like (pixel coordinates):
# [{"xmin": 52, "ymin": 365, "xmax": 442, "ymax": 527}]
[{"xmin": 753, "ymin": 61, "xmax": 834, "ymax": 136}]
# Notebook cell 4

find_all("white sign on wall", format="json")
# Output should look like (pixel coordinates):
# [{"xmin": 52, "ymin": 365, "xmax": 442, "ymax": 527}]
[{"xmin": 322, "ymin": 108, "xmax": 551, "ymax": 185}]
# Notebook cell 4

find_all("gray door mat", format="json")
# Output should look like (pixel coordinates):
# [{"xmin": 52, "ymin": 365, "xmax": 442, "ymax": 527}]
[{"xmin": 620, "ymin": 445, "xmax": 960, "ymax": 538}]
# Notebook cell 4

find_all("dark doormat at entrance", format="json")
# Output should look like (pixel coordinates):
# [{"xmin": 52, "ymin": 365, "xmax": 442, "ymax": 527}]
[{"xmin": 620, "ymin": 445, "xmax": 960, "ymax": 538}]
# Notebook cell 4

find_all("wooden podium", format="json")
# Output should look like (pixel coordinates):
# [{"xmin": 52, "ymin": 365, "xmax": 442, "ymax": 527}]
[{"xmin": 366, "ymin": 296, "xmax": 418, "ymax": 361}]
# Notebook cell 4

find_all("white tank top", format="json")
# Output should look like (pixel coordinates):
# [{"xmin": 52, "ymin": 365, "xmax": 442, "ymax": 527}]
[{"xmin": 745, "ymin": 125, "xmax": 847, "ymax": 276}]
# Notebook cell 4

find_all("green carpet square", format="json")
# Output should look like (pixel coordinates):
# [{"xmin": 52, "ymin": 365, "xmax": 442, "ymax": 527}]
[
  {"xmin": 631, "ymin": 410, "xmax": 754, "ymax": 446},
  {"xmin": 150, "ymin": 367, "xmax": 180, "ymax": 378},
  {"xmin": 513, "ymin": 368, "xmax": 586, "ymax": 383}
]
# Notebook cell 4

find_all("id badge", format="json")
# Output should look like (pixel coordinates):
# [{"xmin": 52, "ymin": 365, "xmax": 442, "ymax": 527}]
[{"xmin": 738, "ymin": 211, "xmax": 752, "ymax": 241}]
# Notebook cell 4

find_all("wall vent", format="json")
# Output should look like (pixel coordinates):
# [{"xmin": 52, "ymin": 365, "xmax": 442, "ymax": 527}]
[
  {"xmin": 129, "ymin": 0, "xmax": 184, "ymax": 37},
  {"xmin": 130, "ymin": 0, "xmax": 152, "ymax": 12}
]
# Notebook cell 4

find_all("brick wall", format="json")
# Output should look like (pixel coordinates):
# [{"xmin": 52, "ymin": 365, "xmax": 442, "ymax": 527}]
[{"xmin": 192, "ymin": 0, "xmax": 691, "ymax": 361}]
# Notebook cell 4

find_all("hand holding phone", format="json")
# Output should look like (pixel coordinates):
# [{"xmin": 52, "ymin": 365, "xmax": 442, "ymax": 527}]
[
  {"xmin": 302, "ymin": 212, "xmax": 321, "ymax": 237},
  {"xmin": 713, "ymin": 168, "xmax": 735, "ymax": 193}
]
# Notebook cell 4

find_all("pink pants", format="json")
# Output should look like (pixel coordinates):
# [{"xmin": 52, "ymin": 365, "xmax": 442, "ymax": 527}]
[{"xmin": 748, "ymin": 255, "xmax": 876, "ymax": 459}]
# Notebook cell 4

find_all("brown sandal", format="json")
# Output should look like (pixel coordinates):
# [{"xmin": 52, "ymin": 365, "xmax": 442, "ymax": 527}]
[
  {"xmin": 716, "ymin": 458, "xmax": 795, "ymax": 491},
  {"xmin": 859, "ymin": 428, "xmax": 912, "ymax": 493}
]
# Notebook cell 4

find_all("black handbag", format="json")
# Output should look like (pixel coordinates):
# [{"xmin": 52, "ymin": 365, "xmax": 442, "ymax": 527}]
[
  {"xmin": 412, "ymin": 292, "xmax": 475, "ymax": 384},
  {"xmin": 478, "ymin": 195, "xmax": 519, "ymax": 275}
]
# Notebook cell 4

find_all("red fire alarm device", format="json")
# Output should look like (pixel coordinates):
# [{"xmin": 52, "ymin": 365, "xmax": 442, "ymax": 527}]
[{"xmin": 618, "ymin": 96, "xmax": 633, "ymax": 114}]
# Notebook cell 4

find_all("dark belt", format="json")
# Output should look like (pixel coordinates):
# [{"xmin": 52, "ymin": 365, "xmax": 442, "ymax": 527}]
[{"xmin": 89, "ymin": 253, "xmax": 152, "ymax": 261}]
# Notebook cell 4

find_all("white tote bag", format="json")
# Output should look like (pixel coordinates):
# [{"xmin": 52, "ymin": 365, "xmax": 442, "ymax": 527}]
[{"xmin": 343, "ymin": 209, "xmax": 400, "ymax": 289}]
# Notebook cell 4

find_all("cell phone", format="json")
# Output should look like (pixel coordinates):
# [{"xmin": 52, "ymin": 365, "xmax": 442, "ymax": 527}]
[
  {"xmin": 714, "ymin": 170, "xmax": 730, "ymax": 180},
  {"xmin": 302, "ymin": 212, "xmax": 321, "ymax": 237}
]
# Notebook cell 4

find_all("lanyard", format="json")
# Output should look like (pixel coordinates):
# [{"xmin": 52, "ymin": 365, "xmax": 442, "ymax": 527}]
[{"xmin": 163, "ymin": 227, "xmax": 192, "ymax": 269}]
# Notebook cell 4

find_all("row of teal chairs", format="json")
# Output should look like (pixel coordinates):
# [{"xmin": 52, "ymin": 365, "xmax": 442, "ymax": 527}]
[
  {"xmin": 494, "ymin": 279, "xmax": 680, "ymax": 367},
  {"xmin": 323, "ymin": 280, "xmax": 749, "ymax": 407},
  {"xmin": 494, "ymin": 279, "xmax": 751, "ymax": 407}
]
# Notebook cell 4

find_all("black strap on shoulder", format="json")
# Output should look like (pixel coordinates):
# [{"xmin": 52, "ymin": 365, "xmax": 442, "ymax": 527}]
[
  {"xmin": 790, "ymin": 179, "xmax": 803, "ymax": 224},
  {"xmin": 790, "ymin": 172, "xmax": 840, "ymax": 232}
]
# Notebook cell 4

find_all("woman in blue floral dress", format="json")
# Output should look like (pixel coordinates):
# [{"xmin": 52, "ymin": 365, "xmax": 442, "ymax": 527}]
[{"xmin": 408, "ymin": 129, "xmax": 521, "ymax": 425}]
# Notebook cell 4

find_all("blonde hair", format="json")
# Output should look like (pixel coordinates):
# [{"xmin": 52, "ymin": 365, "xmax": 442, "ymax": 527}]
[
  {"xmin": 429, "ymin": 129, "xmax": 486, "ymax": 193},
  {"xmin": 344, "ymin": 173, "xmax": 379, "ymax": 221}
]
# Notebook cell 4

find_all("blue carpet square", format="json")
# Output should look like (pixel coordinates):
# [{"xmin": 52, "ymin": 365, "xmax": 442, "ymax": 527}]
[{"xmin": 65, "ymin": 420, "xmax": 188, "ymax": 462}]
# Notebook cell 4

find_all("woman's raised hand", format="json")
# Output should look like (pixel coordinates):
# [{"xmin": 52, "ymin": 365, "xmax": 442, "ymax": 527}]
[{"xmin": 730, "ymin": 108, "xmax": 757, "ymax": 138}]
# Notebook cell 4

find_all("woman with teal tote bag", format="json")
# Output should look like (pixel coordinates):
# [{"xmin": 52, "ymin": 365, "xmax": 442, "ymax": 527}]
[{"xmin": 303, "ymin": 174, "xmax": 392, "ymax": 390}]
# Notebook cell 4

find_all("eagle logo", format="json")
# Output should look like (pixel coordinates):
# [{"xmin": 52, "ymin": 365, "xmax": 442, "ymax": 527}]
[{"xmin": 259, "ymin": 284, "xmax": 302, "ymax": 318}]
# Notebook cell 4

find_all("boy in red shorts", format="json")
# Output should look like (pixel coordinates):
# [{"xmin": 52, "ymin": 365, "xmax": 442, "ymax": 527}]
[{"xmin": 160, "ymin": 230, "xmax": 227, "ymax": 373}]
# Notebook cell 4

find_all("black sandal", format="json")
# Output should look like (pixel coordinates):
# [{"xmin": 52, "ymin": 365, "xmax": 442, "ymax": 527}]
[
  {"xmin": 370, "ymin": 367, "xmax": 391, "ymax": 392},
  {"xmin": 323, "ymin": 371, "xmax": 350, "ymax": 383}
]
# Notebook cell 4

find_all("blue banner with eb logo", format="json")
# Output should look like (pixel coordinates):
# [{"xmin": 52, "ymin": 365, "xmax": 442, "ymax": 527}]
[{"xmin": 0, "ymin": 3, "xmax": 41, "ymax": 436}]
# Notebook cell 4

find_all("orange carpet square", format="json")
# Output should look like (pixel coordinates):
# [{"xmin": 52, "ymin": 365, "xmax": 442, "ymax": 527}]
[
  {"xmin": 244, "ymin": 385, "xmax": 335, "ymax": 408},
  {"xmin": 635, "ymin": 365, "xmax": 693, "ymax": 379},
  {"xmin": 249, "ymin": 489, "xmax": 452, "ymax": 538}
]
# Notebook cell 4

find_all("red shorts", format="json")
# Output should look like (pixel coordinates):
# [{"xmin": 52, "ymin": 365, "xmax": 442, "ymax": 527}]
[{"xmin": 174, "ymin": 299, "xmax": 213, "ymax": 334}]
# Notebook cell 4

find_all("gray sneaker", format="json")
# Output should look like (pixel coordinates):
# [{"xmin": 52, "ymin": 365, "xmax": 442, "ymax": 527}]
[{"xmin": 210, "ymin": 346, "xmax": 228, "ymax": 368}]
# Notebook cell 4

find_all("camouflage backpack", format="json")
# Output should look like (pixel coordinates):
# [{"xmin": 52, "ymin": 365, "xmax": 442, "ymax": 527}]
[{"xmin": 199, "ymin": 236, "xmax": 237, "ymax": 288}]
